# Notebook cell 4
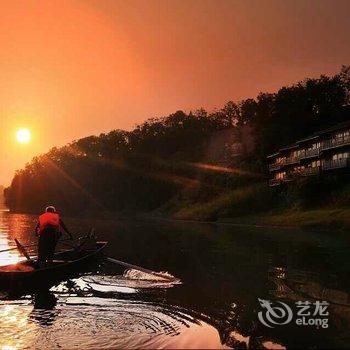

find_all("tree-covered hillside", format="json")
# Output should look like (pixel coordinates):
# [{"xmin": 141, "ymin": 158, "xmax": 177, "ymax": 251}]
[{"xmin": 4, "ymin": 66, "xmax": 350, "ymax": 216}]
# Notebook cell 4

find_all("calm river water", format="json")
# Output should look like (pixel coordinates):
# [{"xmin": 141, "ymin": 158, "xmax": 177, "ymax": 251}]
[{"xmin": 0, "ymin": 210, "xmax": 350, "ymax": 349}]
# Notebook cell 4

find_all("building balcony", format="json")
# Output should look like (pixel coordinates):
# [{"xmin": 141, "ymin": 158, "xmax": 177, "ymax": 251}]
[
  {"xmin": 321, "ymin": 135, "xmax": 350, "ymax": 151},
  {"xmin": 269, "ymin": 156, "xmax": 302, "ymax": 171},
  {"xmin": 285, "ymin": 156, "xmax": 300, "ymax": 165},
  {"xmin": 269, "ymin": 179, "xmax": 281, "ymax": 186},
  {"xmin": 269, "ymin": 163, "xmax": 281, "ymax": 171},
  {"xmin": 323, "ymin": 158, "xmax": 350, "ymax": 170},
  {"xmin": 298, "ymin": 166, "xmax": 321, "ymax": 176},
  {"xmin": 299, "ymin": 148, "xmax": 319, "ymax": 159},
  {"xmin": 269, "ymin": 176, "xmax": 294, "ymax": 186}
]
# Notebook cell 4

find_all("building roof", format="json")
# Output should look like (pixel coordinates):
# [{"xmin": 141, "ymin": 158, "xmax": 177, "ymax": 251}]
[
  {"xmin": 279, "ymin": 143, "xmax": 299, "ymax": 152},
  {"xmin": 267, "ymin": 152, "xmax": 279, "ymax": 159},
  {"xmin": 317, "ymin": 120, "xmax": 350, "ymax": 135},
  {"xmin": 296, "ymin": 135, "xmax": 319, "ymax": 144},
  {"xmin": 266, "ymin": 120, "xmax": 350, "ymax": 159}
]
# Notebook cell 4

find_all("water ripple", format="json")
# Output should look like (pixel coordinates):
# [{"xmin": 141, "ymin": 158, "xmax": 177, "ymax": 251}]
[{"xmin": 0, "ymin": 297, "xmax": 225, "ymax": 349}]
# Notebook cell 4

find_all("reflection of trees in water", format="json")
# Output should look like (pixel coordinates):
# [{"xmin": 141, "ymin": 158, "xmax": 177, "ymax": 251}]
[
  {"xmin": 261, "ymin": 241, "xmax": 350, "ymax": 349},
  {"xmin": 268, "ymin": 264, "xmax": 350, "ymax": 349},
  {"xmin": 165, "ymin": 253, "xmax": 283, "ymax": 348},
  {"xmin": 168, "ymin": 235, "xmax": 350, "ymax": 349}
]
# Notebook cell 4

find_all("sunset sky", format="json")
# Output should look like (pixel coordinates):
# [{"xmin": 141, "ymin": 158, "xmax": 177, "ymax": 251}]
[{"xmin": 0, "ymin": 0, "xmax": 349, "ymax": 184}]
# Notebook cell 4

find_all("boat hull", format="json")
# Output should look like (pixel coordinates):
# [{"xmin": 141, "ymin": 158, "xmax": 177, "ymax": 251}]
[{"xmin": 0, "ymin": 241, "xmax": 107, "ymax": 292}]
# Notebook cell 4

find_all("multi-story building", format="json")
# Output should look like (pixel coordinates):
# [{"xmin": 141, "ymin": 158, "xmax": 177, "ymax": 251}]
[{"xmin": 267, "ymin": 121, "xmax": 350, "ymax": 186}]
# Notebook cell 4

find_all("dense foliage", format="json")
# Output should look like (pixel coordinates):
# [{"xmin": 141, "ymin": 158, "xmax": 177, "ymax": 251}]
[{"xmin": 4, "ymin": 66, "xmax": 350, "ymax": 215}]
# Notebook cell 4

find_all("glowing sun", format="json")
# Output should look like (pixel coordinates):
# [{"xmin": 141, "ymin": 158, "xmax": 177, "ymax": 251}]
[{"xmin": 16, "ymin": 128, "xmax": 31, "ymax": 144}]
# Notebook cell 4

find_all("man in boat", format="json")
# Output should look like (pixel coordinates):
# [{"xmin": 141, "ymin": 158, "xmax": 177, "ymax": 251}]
[{"xmin": 35, "ymin": 206, "xmax": 73, "ymax": 266}]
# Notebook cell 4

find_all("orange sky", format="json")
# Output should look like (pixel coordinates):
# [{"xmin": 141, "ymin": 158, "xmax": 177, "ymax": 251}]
[{"xmin": 0, "ymin": 0, "xmax": 349, "ymax": 185}]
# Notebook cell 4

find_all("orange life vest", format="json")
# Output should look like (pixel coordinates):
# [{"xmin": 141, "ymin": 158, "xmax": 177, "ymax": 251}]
[{"xmin": 39, "ymin": 212, "xmax": 60, "ymax": 234}]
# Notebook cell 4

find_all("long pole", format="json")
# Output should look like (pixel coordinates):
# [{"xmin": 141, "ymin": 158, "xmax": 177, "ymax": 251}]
[
  {"xmin": 106, "ymin": 257, "xmax": 178, "ymax": 282},
  {"xmin": 4, "ymin": 237, "xmax": 178, "ymax": 283}
]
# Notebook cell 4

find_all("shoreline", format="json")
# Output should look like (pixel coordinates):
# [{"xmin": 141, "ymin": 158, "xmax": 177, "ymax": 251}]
[
  {"xmin": 151, "ymin": 207, "xmax": 350, "ymax": 232},
  {"xmin": 3, "ymin": 207, "xmax": 349, "ymax": 232}
]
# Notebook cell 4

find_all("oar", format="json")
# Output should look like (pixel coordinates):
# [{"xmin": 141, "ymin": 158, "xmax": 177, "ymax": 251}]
[
  {"xmin": 14, "ymin": 239, "xmax": 32, "ymax": 261},
  {"xmin": 106, "ymin": 257, "xmax": 178, "ymax": 282},
  {"xmin": 0, "ymin": 243, "xmax": 36, "ymax": 254}
]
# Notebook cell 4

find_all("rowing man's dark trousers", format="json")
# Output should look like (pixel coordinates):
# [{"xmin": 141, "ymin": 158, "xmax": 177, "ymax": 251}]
[{"xmin": 38, "ymin": 227, "xmax": 61, "ymax": 263}]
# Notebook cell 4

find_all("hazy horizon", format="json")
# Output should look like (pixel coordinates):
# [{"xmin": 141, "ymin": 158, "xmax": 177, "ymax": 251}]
[{"xmin": 1, "ymin": 0, "xmax": 349, "ymax": 185}]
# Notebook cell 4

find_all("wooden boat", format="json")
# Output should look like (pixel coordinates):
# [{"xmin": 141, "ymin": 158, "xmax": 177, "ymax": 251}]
[{"xmin": 0, "ymin": 241, "xmax": 108, "ymax": 290}]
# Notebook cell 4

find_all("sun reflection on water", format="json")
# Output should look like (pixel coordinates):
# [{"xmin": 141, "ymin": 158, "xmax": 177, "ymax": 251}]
[
  {"xmin": 2, "ymin": 345, "xmax": 17, "ymax": 350},
  {"xmin": 0, "ymin": 237, "xmax": 22, "ymax": 266},
  {"xmin": 0, "ymin": 212, "xmax": 30, "ymax": 267},
  {"xmin": 0, "ymin": 304, "xmax": 36, "ymax": 350}
]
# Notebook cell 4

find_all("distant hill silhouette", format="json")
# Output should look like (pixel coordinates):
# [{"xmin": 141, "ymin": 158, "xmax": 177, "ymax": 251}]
[{"xmin": 0, "ymin": 185, "xmax": 6, "ymax": 209}]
